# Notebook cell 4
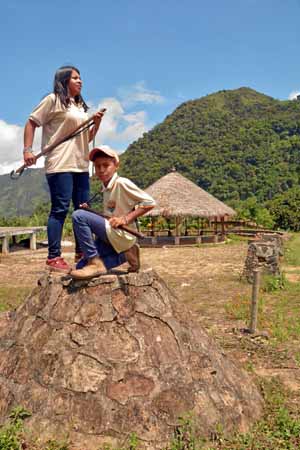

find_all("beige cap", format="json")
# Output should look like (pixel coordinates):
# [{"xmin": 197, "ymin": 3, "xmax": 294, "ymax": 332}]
[{"xmin": 89, "ymin": 146, "xmax": 119, "ymax": 163}]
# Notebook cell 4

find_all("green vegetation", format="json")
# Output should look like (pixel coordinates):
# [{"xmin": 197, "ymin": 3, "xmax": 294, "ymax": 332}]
[
  {"xmin": 205, "ymin": 379, "xmax": 300, "ymax": 450},
  {"xmin": 231, "ymin": 196, "xmax": 275, "ymax": 229},
  {"xmin": 2, "ymin": 88, "xmax": 300, "ymax": 230},
  {"xmin": 119, "ymin": 87, "xmax": 300, "ymax": 230},
  {"xmin": 284, "ymin": 233, "xmax": 300, "ymax": 266},
  {"xmin": 261, "ymin": 272, "xmax": 287, "ymax": 293},
  {"xmin": 0, "ymin": 168, "xmax": 48, "ymax": 217},
  {"xmin": 0, "ymin": 407, "xmax": 31, "ymax": 450},
  {"xmin": 268, "ymin": 187, "xmax": 300, "ymax": 231},
  {"xmin": 121, "ymin": 88, "xmax": 300, "ymax": 204},
  {"xmin": 226, "ymin": 278, "xmax": 300, "ymax": 344},
  {"xmin": 0, "ymin": 406, "xmax": 69, "ymax": 450}
]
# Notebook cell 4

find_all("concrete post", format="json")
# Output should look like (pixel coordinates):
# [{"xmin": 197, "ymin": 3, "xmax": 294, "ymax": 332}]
[
  {"xmin": 30, "ymin": 233, "xmax": 37, "ymax": 251},
  {"xmin": 1, "ymin": 236, "xmax": 9, "ymax": 255}
]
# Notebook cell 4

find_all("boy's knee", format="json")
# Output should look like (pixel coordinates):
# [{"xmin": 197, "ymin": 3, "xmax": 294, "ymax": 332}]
[{"xmin": 72, "ymin": 209, "xmax": 84, "ymax": 222}]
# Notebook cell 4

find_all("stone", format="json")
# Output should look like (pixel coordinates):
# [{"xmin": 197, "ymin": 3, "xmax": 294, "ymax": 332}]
[
  {"xmin": 242, "ymin": 233, "xmax": 284, "ymax": 282},
  {"xmin": 0, "ymin": 270, "xmax": 263, "ymax": 449}
]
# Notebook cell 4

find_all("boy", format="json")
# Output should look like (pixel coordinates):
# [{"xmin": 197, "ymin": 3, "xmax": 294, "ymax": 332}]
[{"xmin": 70, "ymin": 147, "xmax": 155, "ymax": 279}]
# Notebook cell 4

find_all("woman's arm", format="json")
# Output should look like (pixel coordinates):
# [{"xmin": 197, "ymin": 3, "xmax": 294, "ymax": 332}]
[
  {"xmin": 88, "ymin": 110, "xmax": 106, "ymax": 142},
  {"xmin": 23, "ymin": 119, "xmax": 38, "ymax": 166}
]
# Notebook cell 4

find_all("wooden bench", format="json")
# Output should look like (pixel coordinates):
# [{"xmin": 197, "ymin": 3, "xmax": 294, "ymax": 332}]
[{"xmin": 0, "ymin": 227, "xmax": 47, "ymax": 255}]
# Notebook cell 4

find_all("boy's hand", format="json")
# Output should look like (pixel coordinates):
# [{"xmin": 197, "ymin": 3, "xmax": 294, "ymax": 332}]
[
  {"xmin": 109, "ymin": 216, "xmax": 127, "ymax": 228},
  {"xmin": 79, "ymin": 202, "xmax": 89, "ymax": 208}
]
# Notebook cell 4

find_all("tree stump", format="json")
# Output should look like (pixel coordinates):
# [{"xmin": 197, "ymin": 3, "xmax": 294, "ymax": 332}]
[{"xmin": 0, "ymin": 270, "xmax": 263, "ymax": 449}]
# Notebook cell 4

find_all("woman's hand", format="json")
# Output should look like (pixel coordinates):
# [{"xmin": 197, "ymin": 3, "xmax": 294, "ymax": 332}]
[
  {"xmin": 109, "ymin": 216, "xmax": 127, "ymax": 228},
  {"xmin": 23, "ymin": 119, "xmax": 38, "ymax": 165},
  {"xmin": 23, "ymin": 151, "xmax": 37, "ymax": 166},
  {"xmin": 93, "ymin": 109, "xmax": 106, "ymax": 128},
  {"xmin": 89, "ymin": 109, "xmax": 106, "ymax": 142}
]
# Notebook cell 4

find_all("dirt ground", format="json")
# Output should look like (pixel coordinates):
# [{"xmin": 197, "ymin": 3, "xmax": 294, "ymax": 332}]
[
  {"xmin": 0, "ymin": 241, "xmax": 249, "ymax": 326},
  {"xmin": 1, "ymin": 240, "xmax": 300, "ymax": 393}
]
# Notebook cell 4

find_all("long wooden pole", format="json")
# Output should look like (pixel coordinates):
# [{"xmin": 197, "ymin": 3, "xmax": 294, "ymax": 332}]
[
  {"xmin": 11, "ymin": 109, "xmax": 106, "ymax": 179},
  {"xmin": 249, "ymin": 268, "xmax": 261, "ymax": 333}
]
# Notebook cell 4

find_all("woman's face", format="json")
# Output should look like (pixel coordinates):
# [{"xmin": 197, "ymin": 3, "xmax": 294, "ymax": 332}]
[{"xmin": 68, "ymin": 70, "xmax": 82, "ymax": 97}]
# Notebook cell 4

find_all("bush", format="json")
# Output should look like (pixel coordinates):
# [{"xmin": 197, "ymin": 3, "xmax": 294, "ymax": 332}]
[{"xmin": 268, "ymin": 187, "xmax": 300, "ymax": 231}]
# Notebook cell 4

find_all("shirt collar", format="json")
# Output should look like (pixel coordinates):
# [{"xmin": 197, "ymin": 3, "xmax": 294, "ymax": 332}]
[{"xmin": 101, "ymin": 172, "xmax": 118, "ymax": 192}]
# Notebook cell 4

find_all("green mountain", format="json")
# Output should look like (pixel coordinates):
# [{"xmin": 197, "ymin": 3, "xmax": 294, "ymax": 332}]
[
  {"xmin": 2, "ymin": 87, "xmax": 300, "ymax": 217},
  {"xmin": 0, "ymin": 168, "xmax": 49, "ymax": 217},
  {"xmin": 120, "ymin": 87, "xmax": 300, "ymax": 202}
]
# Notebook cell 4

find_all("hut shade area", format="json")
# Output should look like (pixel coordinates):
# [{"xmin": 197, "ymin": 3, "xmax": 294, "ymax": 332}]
[{"xmin": 145, "ymin": 171, "xmax": 236, "ymax": 219}]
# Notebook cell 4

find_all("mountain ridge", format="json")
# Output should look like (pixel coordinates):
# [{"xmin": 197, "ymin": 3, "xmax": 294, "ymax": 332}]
[
  {"xmin": 120, "ymin": 87, "xmax": 300, "ymax": 202},
  {"xmin": 2, "ymin": 87, "xmax": 300, "ymax": 217}
]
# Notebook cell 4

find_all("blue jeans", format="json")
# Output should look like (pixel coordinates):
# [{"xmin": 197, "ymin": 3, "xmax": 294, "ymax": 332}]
[
  {"xmin": 46, "ymin": 172, "xmax": 90, "ymax": 259},
  {"xmin": 72, "ymin": 209, "xmax": 126, "ymax": 270}
]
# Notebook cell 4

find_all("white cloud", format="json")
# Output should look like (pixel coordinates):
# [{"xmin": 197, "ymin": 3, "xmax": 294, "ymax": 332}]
[
  {"xmin": 87, "ymin": 97, "xmax": 148, "ymax": 146},
  {"xmin": 0, "ymin": 120, "xmax": 44, "ymax": 175},
  {"xmin": 0, "ymin": 82, "xmax": 164, "ymax": 175},
  {"xmin": 118, "ymin": 81, "xmax": 165, "ymax": 106},
  {"xmin": 288, "ymin": 91, "xmax": 300, "ymax": 100}
]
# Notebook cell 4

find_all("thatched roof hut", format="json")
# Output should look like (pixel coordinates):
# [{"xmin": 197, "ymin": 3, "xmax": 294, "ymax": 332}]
[{"xmin": 145, "ymin": 171, "xmax": 236, "ymax": 219}]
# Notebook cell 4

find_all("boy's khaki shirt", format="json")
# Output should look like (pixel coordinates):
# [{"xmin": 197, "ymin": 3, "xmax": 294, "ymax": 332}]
[
  {"xmin": 103, "ymin": 173, "xmax": 155, "ymax": 253},
  {"xmin": 30, "ymin": 93, "xmax": 89, "ymax": 174}
]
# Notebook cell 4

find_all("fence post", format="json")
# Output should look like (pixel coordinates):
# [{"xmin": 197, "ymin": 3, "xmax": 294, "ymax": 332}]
[{"xmin": 249, "ymin": 268, "xmax": 261, "ymax": 334}]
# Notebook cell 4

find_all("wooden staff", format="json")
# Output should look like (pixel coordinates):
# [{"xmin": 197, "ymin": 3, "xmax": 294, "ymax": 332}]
[
  {"xmin": 79, "ymin": 206, "xmax": 145, "ymax": 239},
  {"xmin": 10, "ymin": 109, "xmax": 106, "ymax": 179}
]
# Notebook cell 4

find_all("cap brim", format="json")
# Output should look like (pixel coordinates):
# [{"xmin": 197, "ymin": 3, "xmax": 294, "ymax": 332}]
[{"xmin": 89, "ymin": 147, "xmax": 119, "ymax": 163}]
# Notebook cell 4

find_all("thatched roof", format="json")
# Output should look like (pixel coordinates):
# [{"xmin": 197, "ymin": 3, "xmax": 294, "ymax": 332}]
[{"xmin": 145, "ymin": 171, "xmax": 236, "ymax": 218}]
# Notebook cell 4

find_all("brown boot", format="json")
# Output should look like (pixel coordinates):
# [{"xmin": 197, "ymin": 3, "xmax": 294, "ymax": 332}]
[
  {"xmin": 70, "ymin": 257, "xmax": 105, "ymax": 279},
  {"xmin": 125, "ymin": 244, "xmax": 140, "ymax": 272}
]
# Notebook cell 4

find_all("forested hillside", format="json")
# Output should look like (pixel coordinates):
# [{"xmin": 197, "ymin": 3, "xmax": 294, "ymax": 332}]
[
  {"xmin": 2, "ymin": 87, "xmax": 300, "ymax": 218},
  {"xmin": 120, "ymin": 87, "xmax": 300, "ymax": 202},
  {"xmin": 0, "ymin": 168, "xmax": 49, "ymax": 217}
]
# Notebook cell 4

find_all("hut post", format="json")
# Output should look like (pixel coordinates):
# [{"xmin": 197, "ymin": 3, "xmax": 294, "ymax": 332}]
[
  {"xmin": 151, "ymin": 217, "xmax": 155, "ymax": 237},
  {"xmin": 213, "ymin": 216, "xmax": 218, "ymax": 243},
  {"xmin": 214, "ymin": 216, "xmax": 218, "ymax": 234},
  {"xmin": 167, "ymin": 218, "xmax": 172, "ymax": 237},
  {"xmin": 184, "ymin": 218, "xmax": 188, "ymax": 236},
  {"xmin": 150, "ymin": 217, "xmax": 157, "ymax": 245},
  {"xmin": 175, "ymin": 216, "xmax": 181, "ymax": 245},
  {"xmin": 221, "ymin": 216, "xmax": 226, "ymax": 239},
  {"xmin": 196, "ymin": 217, "xmax": 202, "ymax": 244}
]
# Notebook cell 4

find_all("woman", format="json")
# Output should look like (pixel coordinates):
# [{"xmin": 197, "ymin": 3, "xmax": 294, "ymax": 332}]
[{"xmin": 23, "ymin": 65, "xmax": 104, "ymax": 272}]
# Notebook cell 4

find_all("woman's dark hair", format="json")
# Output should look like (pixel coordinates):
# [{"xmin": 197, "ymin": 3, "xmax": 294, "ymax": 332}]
[{"xmin": 53, "ymin": 65, "xmax": 88, "ymax": 112}]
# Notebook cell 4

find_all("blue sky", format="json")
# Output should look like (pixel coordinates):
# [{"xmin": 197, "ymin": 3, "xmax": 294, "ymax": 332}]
[{"xmin": 1, "ymin": 0, "xmax": 300, "ymax": 173}]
